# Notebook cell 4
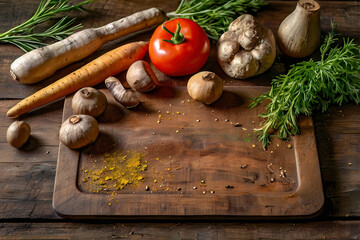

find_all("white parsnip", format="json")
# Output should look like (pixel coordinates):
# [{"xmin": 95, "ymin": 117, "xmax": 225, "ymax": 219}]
[{"xmin": 10, "ymin": 8, "xmax": 166, "ymax": 84}]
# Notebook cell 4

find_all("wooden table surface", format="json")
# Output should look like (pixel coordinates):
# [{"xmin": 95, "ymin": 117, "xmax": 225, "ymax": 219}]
[{"xmin": 0, "ymin": 0, "xmax": 359, "ymax": 239}]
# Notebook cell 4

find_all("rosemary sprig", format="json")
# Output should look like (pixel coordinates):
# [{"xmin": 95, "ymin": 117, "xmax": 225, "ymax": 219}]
[
  {"xmin": 0, "ymin": 0, "xmax": 92, "ymax": 52},
  {"xmin": 167, "ymin": 0, "xmax": 267, "ymax": 40},
  {"xmin": 249, "ymin": 22, "xmax": 360, "ymax": 149}
]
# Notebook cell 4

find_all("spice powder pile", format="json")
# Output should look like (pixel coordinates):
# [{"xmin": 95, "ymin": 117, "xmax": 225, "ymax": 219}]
[{"xmin": 81, "ymin": 151, "xmax": 148, "ymax": 193}]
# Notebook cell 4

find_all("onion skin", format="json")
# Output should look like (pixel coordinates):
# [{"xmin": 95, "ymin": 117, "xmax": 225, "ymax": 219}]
[{"xmin": 277, "ymin": 0, "xmax": 321, "ymax": 58}]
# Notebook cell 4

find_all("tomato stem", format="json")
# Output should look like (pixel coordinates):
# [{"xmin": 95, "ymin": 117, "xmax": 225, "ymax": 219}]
[{"xmin": 162, "ymin": 22, "xmax": 185, "ymax": 45}]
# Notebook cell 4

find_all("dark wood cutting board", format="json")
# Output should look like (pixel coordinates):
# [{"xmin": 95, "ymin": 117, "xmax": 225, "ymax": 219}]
[{"xmin": 53, "ymin": 86, "xmax": 324, "ymax": 219}]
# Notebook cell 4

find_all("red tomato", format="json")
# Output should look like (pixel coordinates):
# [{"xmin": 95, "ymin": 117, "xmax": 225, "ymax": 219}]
[{"xmin": 149, "ymin": 18, "xmax": 210, "ymax": 76}]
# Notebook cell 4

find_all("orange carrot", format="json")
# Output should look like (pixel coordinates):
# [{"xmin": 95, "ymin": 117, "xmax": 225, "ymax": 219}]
[{"xmin": 7, "ymin": 41, "xmax": 148, "ymax": 118}]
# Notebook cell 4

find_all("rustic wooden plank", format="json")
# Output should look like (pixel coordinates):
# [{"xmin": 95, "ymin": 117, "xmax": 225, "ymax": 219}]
[
  {"xmin": 0, "ymin": 221, "xmax": 359, "ymax": 239},
  {"xmin": 313, "ymin": 104, "xmax": 360, "ymax": 217},
  {"xmin": 53, "ymin": 87, "xmax": 323, "ymax": 219}
]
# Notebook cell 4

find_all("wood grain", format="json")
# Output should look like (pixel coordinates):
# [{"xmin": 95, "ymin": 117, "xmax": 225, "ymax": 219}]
[
  {"xmin": 53, "ymin": 87, "xmax": 323, "ymax": 219},
  {"xmin": 1, "ymin": 221, "xmax": 359, "ymax": 239},
  {"xmin": 0, "ymin": 0, "xmax": 359, "ymax": 238}
]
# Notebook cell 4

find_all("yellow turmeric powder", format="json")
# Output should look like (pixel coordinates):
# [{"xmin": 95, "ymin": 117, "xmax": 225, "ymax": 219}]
[{"xmin": 81, "ymin": 151, "xmax": 148, "ymax": 193}]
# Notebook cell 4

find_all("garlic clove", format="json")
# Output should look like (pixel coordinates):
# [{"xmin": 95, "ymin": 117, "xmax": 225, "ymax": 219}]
[
  {"xmin": 187, "ymin": 71, "xmax": 223, "ymax": 105},
  {"xmin": 72, "ymin": 87, "xmax": 107, "ymax": 117},
  {"xmin": 6, "ymin": 121, "xmax": 31, "ymax": 148},
  {"xmin": 59, "ymin": 115, "xmax": 99, "ymax": 149}
]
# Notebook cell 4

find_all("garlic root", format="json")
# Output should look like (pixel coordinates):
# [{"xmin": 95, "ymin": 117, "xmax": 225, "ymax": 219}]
[{"xmin": 105, "ymin": 76, "xmax": 140, "ymax": 108}]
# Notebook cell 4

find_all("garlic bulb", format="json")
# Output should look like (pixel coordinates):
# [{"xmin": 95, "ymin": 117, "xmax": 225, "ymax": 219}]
[
  {"xmin": 187, "ymin": 71, "xmax": 223, "ymax": 105},
  {"xmin": 277, "ymin": 0, "xmax": 321, "ymax": 58},
  {"xmin": 59, "ymin": 115, "xmax": 99, "ymax": 149},
  {"xmin": 217, "ymin": 14, "xmax": 276, "ymax": 79},
  {"xmin": 126, "ymin": 60, "xmax": 157, "ymax": 92},
  {"xmin": 72, "ymin": 87, "xmax": 107, "ymax": 117},
  {"xmin": 6, "ymin": 121, "xmax": 31, "ymax": 148}
]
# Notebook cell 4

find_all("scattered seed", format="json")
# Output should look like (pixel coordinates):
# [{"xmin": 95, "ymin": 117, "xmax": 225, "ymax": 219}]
[
  {"xmin": 287, "ymin": 144, "xmax": 292, "ymax": 149},
  {"xmin": 145, "ymin": 186, "xmax": 150, "ymax": 191},
  {"xmin": 348, "ymin": 163, "xmax": 352, "ymax": 166},
  {"xmin": 215, "ymin": 118, "xmax": 219, "ymax": 122},
  {"xmin": 46, "ymin": 151, "xmax": 50, "ymax": 154},
  {"xmin": 270, "ymin": 177, "xmax": 275, "ymax": 182},
  {"xmin": 108, "ymin": 203, "xmax": 112, "ymax": 206},
  {"xmin": 230, "ymin": 121, "xmax": 233, "ymax": 124},
  {"xmin": 211, "ymin": 110, "xmax": 214, "ymax": 113},
  {"xmin": 193, "ymin": 186, "xmax": 197, "ymax": 190},
  {"xmin": 200, "ymin": 180, "xmax": 206, "ymax": 184},
  {"xmin": 166, "ymin": 111, "xmax": 170, "ymax": 114},
  {"xmin": 154, "ymin": 180, "xmax": 157, "ymax": 183},
  {"xmin": 176, "ymin": 167, "xmax": 181, "ymax": 170},
  {"xmin": 210, "ymin": 190, "xmax": 215, "ymax": 194},
  {"xmin": 177, "ymin": 187, "xmax": 182, "ymax": 191},
  {"xmin": 176, "ymin": 130, "xmax": 179, "ymax": 133},
  {"xmin": 242, "ymin": 127, "xmax": 247, "ymax": 131},
  {"xmin": 168, "ymin": 156, "xmax": 172, "ymax": 159},
  {"xmin": 152, "ymin": 132, "xmax": 156, "ymax": 135},
  {"xmin": 181, "ymin": 101, "xmax": 185, "ymax": 103},
  {"xmin": 225, "ymin": 185, "xmax": 234, "ymax": 189},
  {"xmin": 234, "ymin": 123, "xmax": 242, "ymax": 127},
  {"xmin": 276, "ymin": 143, "xmax": 280, "ymax": 147},
  {"xmin": 270, "ymin": 151, "xmax": 274, "ymax": 154},
  {"xmin": 252, "ymin": 121, "xmax": 255, "ymax": 124},
  {"xmin": 241, "ymin": 164, "xmax": 248, "ymax": 169},
  {"xmin": 157, "ymin": 120, "xmax": 161, "ymax": 124},
  {"xmin": 225, "ymin": 119, "xmax": 229, "ymax": 122},
  {"xmin": 196, "ymin": 119, "xmax": 200, "ymax": 122},
  {"xmin": 158, "ymin": 110, "xmax": 161, "ymax": 113},
  {"xmin": 202, "ymin": 191, "xmax": 206, "ymax": 194},
  {"xmin": 252, "ymin": 144, "xmax": 256, "ymax": 148}
]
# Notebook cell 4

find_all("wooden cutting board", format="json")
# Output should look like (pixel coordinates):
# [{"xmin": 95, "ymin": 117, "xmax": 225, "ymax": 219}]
[{"xmin": 53, "ymin": 86, "xmax": 324, "ymax": 219}]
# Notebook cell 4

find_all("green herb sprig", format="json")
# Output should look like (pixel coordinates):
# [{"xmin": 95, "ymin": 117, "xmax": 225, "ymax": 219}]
[
  {"xmin": 167, "ymin": 0, "xmax": 267, "ymax": 40},
  {"xmin": 0, "ymin": 0, "xmax": 92, "ymax": 52},
  {"xmin": 249, "ymin": 22, "xmax": 360, "ymax": 149}
]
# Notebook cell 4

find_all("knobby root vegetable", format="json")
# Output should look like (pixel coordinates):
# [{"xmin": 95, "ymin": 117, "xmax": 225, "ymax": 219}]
[
  {"xmin": 10, "ymin": 8, "xmax": 166, "ymax": 84},
  {"xmin": 105, "ymin": 76, "xmax": 140, "ymax": 108},
  {"xmin": 126, "ymin": 60, "xmax": 157, "ymax": 92},
  {"xmin": 6, "ymin": 41, "xmax": 148, "ymax": 118},
  {"xmin": 6, "ymin": 121, "xmax": 31, "ymax": 148}
]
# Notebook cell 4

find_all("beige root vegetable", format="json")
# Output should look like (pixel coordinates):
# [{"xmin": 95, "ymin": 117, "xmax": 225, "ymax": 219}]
[
  {"xmin": 105, "ymin": 76, "xmax": 140, "ymax": 108},
  {"xmin": 187, "ymin": 71, "xmax": 223, "ymax": 104},
  {"xmin": 72, "ymin": 87, "xmax": 107, "ymax": 117},
  {"xmin": 10, "ymin": 8, "xmax": 166, "ymax": 84},
  {"xmin": 126, "ymin": 60, "xmax": 157, "ymax": 92},
  {"xmin": 6, "ymin": 121, "xmax": 31, "ymax": 148},
  {"xmin": 59, "ymin": 115, "xmax": 99, "ymax": 149},
  {"xmin": 217, "ymin": 14, "xmax": 276, "ymax": 79},
  {"xmin": 277, "ymin": 0, "xmax": 321, "ymax": 58},
  {"xmin": 7, "ymin": 41, "xmax": 148, "ymax": 119}
]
